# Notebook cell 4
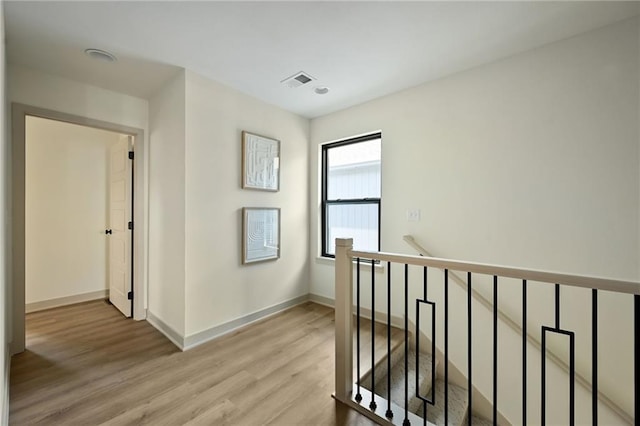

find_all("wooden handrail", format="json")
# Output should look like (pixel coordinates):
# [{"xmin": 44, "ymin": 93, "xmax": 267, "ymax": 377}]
[{"xmin": 351, "ymin": 241, "xmax": 640, "ymax": 295}]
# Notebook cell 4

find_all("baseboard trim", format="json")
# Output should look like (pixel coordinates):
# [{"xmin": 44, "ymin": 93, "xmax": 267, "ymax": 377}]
[
  {"xmin": 308, "ymin": 293, "xmax": 334, "ymax": 308},
  {"xmin": 146, "ymin": 311, "xmax": 185, "ymax": 351},
  {"xmin": 309, "ymin": 293, "xmax": 405, "ymax": 329},
  {"xmin": 25, "ymin": 290, "xmax": 109, "ymax": 313},
  {"xmin": 183, "ymin": 294, "xmax": 310, "ymax": 350},
  {"xmin": 2, "ymin": 345, "xmax": 10, "ymax": 425},
  {"xmin": 146, "ymin": 295, "xmax": 310, "ymax": 352}
]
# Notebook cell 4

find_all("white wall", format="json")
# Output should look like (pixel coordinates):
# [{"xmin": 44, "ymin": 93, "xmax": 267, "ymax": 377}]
[
  {"xmin": 310, "ymin": 18, "xmax": 639, "ymax": 424},
  {"xmin": 145, "ymin": 70, "xmax": 310, "ymax": 345},
  {"xmin": 183, "ymin": 70, "xmax": 309, "ymax": 338},
  {"xmin": 148, "ymin": 71, "xmax": 186, "ymax": 336},
  {"xmin": 25, "ymin": 116, "xmax": 120, "ymax": 304},
  {"xmin": 8, "ymin": 65, "xmax": 149, "ymax": 131}
]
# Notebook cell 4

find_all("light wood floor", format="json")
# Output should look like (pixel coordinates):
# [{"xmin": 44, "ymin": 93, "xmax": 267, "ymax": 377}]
[{"xmin": 10, "ymin": 300, "xmax": 381, "ymax": 425}]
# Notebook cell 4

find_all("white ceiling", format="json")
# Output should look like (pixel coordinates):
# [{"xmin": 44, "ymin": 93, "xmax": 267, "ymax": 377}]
[{"xmin": 5, "ymin": 1, "xmax": 639, "ymax": 118}]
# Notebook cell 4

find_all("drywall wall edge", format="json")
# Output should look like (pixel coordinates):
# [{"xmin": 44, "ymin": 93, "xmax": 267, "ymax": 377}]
[{"xmin": 146, "ymin": 310, "xmax": 185, "ymax": 351}]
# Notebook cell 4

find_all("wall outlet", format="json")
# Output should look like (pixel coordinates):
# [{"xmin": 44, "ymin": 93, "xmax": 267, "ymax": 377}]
[{"xmin": 407, "ymin": 209, "xmax": 421, "ymax": 222}]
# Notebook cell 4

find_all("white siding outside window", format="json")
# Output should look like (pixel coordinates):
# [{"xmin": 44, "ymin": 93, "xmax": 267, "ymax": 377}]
[{"xmin": 322, "ymin": 135, "xmax": 381, "ymax": 256}]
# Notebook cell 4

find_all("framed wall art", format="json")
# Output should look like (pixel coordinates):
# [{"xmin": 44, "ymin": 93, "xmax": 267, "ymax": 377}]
[
  {"xmin": 242, "ymin": 131, "xmax": 280, "ymax": 191},
  {"xmin": 242, "ymin": 207, "xmax": 281, "ymax": 264}
]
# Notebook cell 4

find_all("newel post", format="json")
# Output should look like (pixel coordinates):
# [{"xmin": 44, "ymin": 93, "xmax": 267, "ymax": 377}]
[{"xmin": 335, "ymin": 238, "xmax": 354, "ymax": 401}]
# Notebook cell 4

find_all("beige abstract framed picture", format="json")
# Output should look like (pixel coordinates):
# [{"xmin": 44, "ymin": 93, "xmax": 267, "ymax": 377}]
[
  {"xmin": 242, "ymin": 131, "xmax": 280, "ymax": 191},
  {"xmin": 242, "ymin": 207, "xmax": 281, "ymax": 264}
]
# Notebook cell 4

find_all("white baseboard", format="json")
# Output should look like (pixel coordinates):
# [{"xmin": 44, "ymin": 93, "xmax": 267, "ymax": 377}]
[
  {"xmin": 183, "ymin": 294, "xmax": 309, "ymax": 350},
  {"xmin": 2, "ymin": 345, "xmax": 9, "ymax": 426},
  {"xmin": 25, "ymin": 290, "xmax": 109, "ymax": 313},
  {"xmin": 146, "ymin": 294, "xmax": 310, "ymax": 352},
  {"xmin": 309, "ymin": 293, "xmax": 334, "ymax": 308},
  {"xmin": 309, "ymin": 293, "xmax": 405, "ymax": 329}
]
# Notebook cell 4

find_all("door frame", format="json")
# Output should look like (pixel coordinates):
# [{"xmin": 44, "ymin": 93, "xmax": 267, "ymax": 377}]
[{"xmin": 11, "ymin": 103, "xmax": 147, "ymax": 354}]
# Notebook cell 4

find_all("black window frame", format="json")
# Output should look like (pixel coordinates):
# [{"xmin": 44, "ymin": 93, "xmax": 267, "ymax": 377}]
[{"xmin": 321, "ymin": 132, "xmax": 382, "ymax": 258}]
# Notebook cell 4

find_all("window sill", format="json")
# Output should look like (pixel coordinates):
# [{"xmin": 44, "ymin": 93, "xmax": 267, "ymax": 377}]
[{"xmin": 315, "ymin": 256, "xmax": 385, "ymax": 273}]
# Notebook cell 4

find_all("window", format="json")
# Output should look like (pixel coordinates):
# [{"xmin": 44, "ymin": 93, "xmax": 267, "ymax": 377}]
[{"xmin": 321, "ymin": 133, "xmax": 381, "ymax": 257}]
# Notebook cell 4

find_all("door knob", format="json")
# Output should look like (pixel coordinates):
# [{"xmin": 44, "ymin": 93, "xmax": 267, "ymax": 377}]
[{"xmin": 105, "ymin": 229, "xmax": 113, "ymax": 235}]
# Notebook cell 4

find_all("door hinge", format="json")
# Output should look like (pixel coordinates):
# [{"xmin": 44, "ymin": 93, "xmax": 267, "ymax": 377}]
[
  {"xmin": 128, "ymin": 221, "xmax": 133, "ymax": 230},
  {"xmin": 127, "ymin": 291, "xmax": 133, "ymax": 300},
  {"xmin": 128, "ymin": 151, "xmax": 134, "ymax": 160}
]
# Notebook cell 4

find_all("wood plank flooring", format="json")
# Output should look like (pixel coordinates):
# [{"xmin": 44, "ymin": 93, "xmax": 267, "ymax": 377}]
[{"xmin": 10, "ymin": 300, "xmax": 388, "ymax": 425}]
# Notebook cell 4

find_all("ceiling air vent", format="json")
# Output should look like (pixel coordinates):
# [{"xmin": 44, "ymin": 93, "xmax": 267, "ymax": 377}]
[{"xmin": 281, "ymin": 71, "xmax": 315, "ymax": 89}]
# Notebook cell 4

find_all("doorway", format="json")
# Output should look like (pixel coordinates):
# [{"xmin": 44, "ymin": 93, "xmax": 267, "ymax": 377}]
[
  {"xmin": 11, "ymin": 104, "xmax": 146, "ymax": 354},
  {"xmin": 25, "ymin": 116, "xmax": 133, "ymax": 317}
]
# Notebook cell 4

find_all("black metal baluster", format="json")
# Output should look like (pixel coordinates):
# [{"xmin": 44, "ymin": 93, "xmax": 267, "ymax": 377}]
[
  {"xmin": 404, "ymin": 264, "xmax": 410, "ymax": 426},
  {"xmin": 493, "ymin": 275, "xmax": 498, "ymax": 426},
  {"xmin": 542, "ymin": 284, "xmax": 576, "ymax": 425},
  {"xmin": 543, "ymin": 284, "xmax": 561, "ymax": 425},
  {"xmin": 555, "ymin": 284, "xmax": 560, "ymax": 329},
  {"xmin": 468, "ymin": 272, "xmax": 472, "ymax": 426},
  {"xmin": 423, "ymin": 267, "xmax": 428, "ymax": 425},
  {"xmin": 554, "ymin": 288, "xmax": 576, "ymax": 426},
  {"xmin": 634, "ymin": 295, "xmax": 639, "ymax": 426},
  {"xmin": 592, "ymin": 289, "xmax": 597, "ymax": 426},
  {"xmin": 541, "ymin": 325, "xmax": 575, "ymax": 426},
  {"xmin": 370, "ymin": 260, "xmax": 377, "ymax": 411},
  {"xmin": 570, "ymin": 329, "xmax": 575, "ymax": 426},
  {"xmin": 416, "ymin": 267, "xmax": 435, "ymax": 425},
  {"xmin": 386, "ymin": 262, "xmax": 393, "ymax": 419},
  {"xmin": 542, "ymin": 327, "xmax": 546, "ymax": 426},
  {"xmin": 416, "ymin": 288, "xmax": 422, "ymax": 423},
  {"xmin": 523, "ymin": 280, "xmax": 527, "ymax": 426},
  {"xmin": 445, "ymin": 269, "xmax": 449, "ymax": 426},
  {"xmin": 416, "ymin": 296, "xmax": 422, "ymax": 422},
  {"xmin": 356, "ymin": 258, "xmax": 362, "ymax": 402},
  {"xmin": 423, "ymin": 265, "xmax": 427, "ymax": 296}
]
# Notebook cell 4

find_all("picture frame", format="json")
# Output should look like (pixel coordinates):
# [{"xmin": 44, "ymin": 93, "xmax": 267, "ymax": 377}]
[
  {"xmin": 242, "ymin": 207, "xmax": 281, "ymax": 264},
  {"xmin": 242, "ymin": 131, "xmax": 280, "ymax": 191}
]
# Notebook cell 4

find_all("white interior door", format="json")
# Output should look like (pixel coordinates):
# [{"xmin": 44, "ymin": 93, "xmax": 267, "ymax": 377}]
[{"xmin": 108, "ymin": 135, "xmax": 132, "ymax": 317}]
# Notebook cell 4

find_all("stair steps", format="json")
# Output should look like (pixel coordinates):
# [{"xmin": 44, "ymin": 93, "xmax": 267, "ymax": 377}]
[
  {"xmin": 354, "ymin": 316, "xmax": 405, "ymax": 378},
  {"xmin": 426, "ymin": 379, "xmax": 467, "ymax": 426},
  {"xmin": 359, "ymin": 337, "xmax": 492, "ymax": 425}
]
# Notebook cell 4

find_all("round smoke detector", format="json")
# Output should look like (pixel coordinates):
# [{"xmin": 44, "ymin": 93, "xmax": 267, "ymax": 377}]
[
  {"xmin": 84, "ymin": 48, "xmax": 117, "ymax": 62},
  {"xmin": 314, "ymin": 86, "xmax": 330, "ymax": 95}
]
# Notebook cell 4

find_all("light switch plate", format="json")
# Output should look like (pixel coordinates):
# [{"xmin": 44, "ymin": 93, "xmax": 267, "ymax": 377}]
[{"xmin": 407, "ymin": 209, "xmax": 421, "ymax": 222}]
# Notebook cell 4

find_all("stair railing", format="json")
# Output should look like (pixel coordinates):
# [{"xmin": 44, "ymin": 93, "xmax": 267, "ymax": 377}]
[
  {"xmin": 334, "ymin": 237, "xmax": 640, "ymax": 426},
  {"xmin": 403, "ymin": 234, "xmax": 633, "ymax": 424}
]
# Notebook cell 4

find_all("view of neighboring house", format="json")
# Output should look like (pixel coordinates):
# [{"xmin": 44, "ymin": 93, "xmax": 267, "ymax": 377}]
[{"xmin": 0, "ymin": 2, "xmax": 639, "ymax": 424}]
